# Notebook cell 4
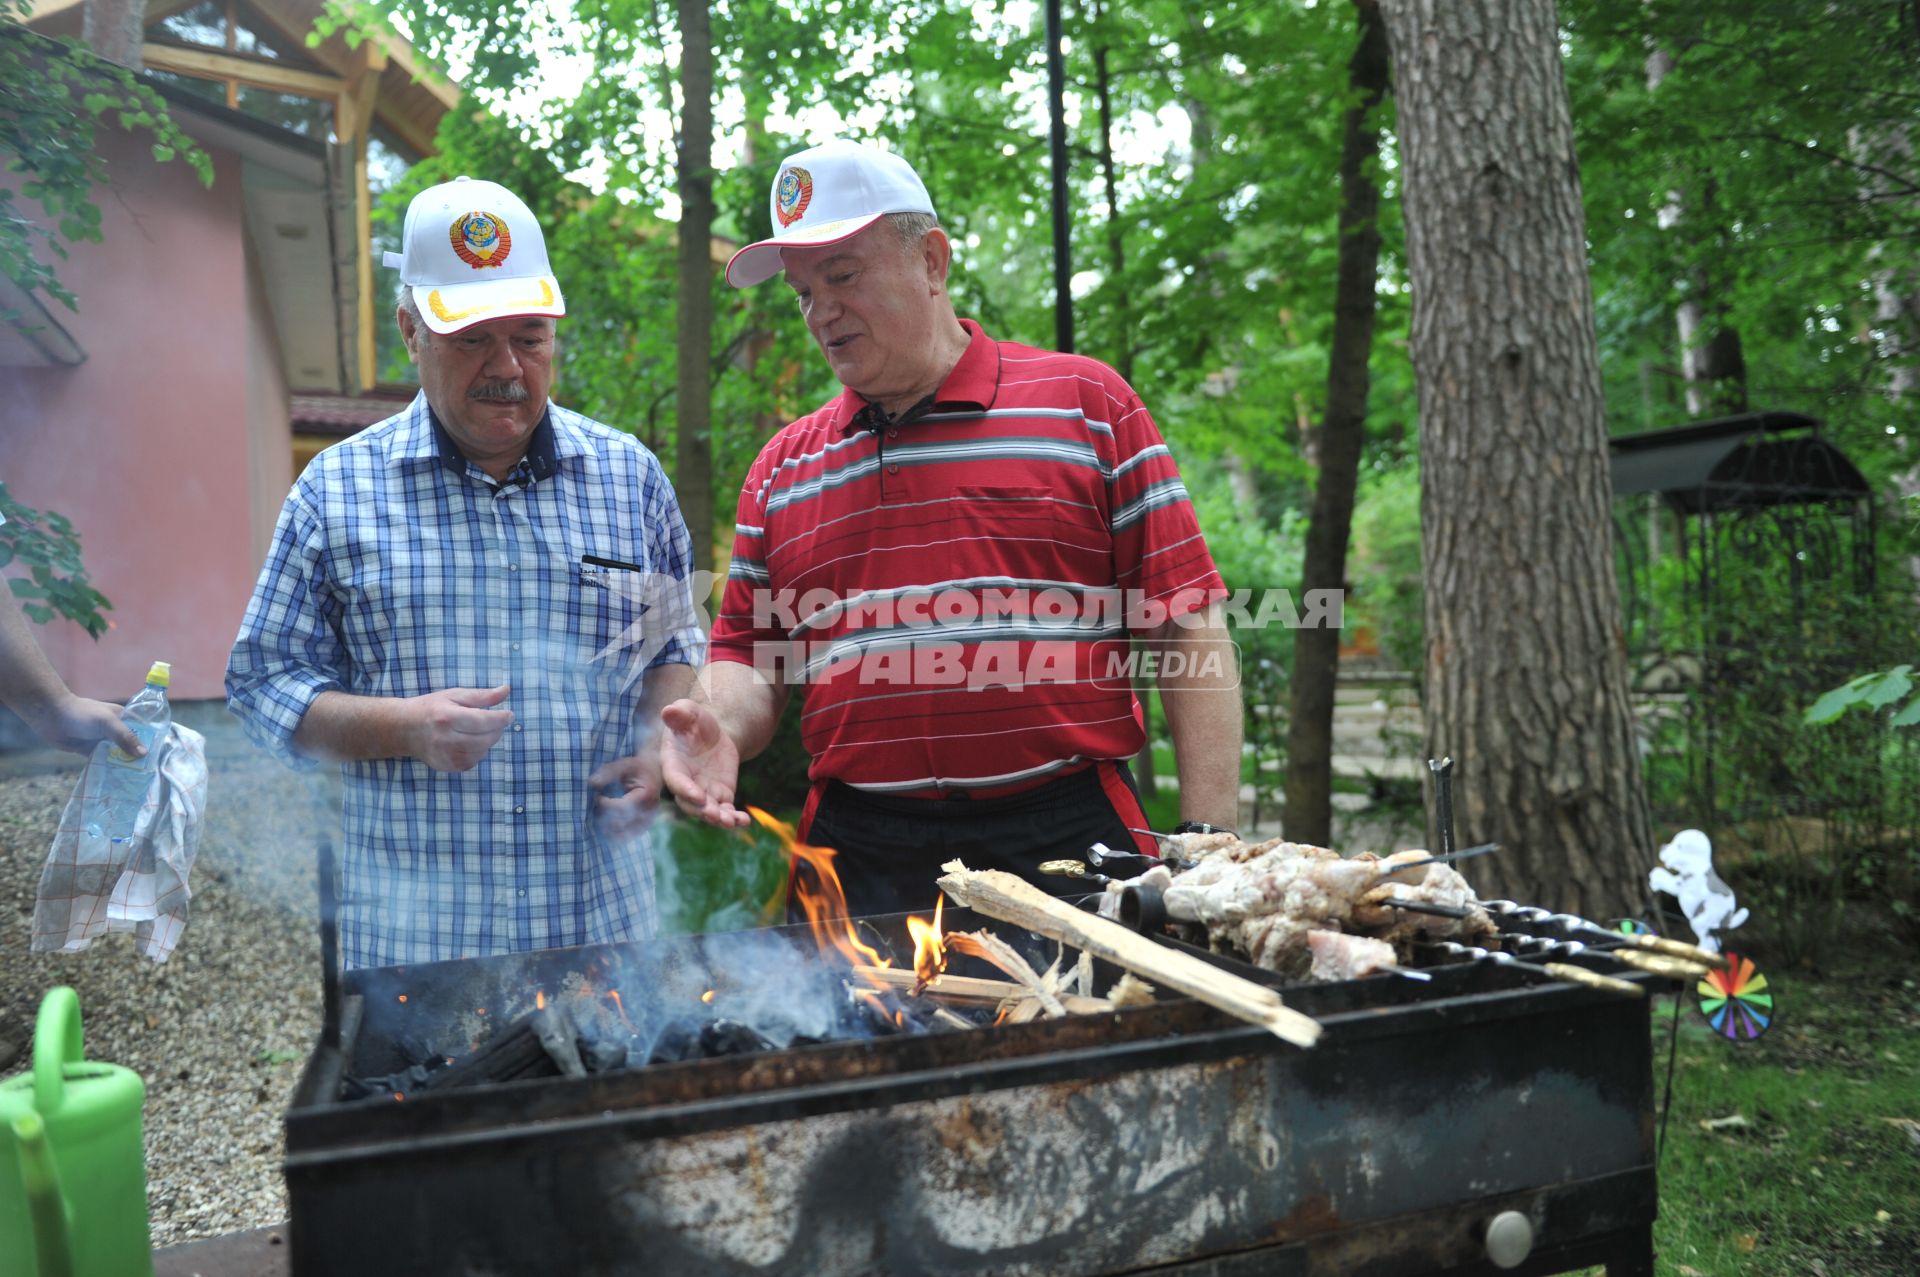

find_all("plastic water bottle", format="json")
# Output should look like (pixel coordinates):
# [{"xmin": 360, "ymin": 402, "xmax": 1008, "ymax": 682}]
[{"xmin": 82, "ymin": 661, "xmax": 172, "ymax": 852}]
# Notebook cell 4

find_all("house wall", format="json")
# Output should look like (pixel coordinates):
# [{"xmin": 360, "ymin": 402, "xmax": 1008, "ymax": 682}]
[
  {"xmin": 0, "ymin": 127, "xmax": 260, "ymax": 702},
  {"xmin": 244, "ymin": 223, "xmax": 294, "ymax": 567}
]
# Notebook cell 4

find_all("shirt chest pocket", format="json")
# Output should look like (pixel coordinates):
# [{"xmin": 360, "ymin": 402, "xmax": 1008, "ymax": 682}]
[{"xmin": 944, "ymin": 485, "xmax": 1099, "ymax": 582}]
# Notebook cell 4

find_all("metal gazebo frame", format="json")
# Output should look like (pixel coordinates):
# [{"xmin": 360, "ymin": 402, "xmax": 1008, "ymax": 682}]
[{"xmin": 1609, "ymin": 411, "xmax": 1879, "ymax": 829}]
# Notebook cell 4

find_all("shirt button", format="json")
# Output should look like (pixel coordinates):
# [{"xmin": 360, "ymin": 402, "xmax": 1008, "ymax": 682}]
[
  {"xmin": 512, "ymin": 723, "xmax": 523, "ymax": 733},
  {"xmin": 517, "ymin": 889, "xmax": 527, "ymax": 897},
  {"xmin": 511, "ymin": 642, "xmax": 521, "ymax": 652},
  {"xmin": 514, "ymin": 805, "xmax": 525, "ymax": 814},
  {"xmin": 887, "ymin": 463, "xmax": 900, "ymax": 475},
  {"xmin": 507, "ymin": 563, "xmax": 518, "ymax": 572}
]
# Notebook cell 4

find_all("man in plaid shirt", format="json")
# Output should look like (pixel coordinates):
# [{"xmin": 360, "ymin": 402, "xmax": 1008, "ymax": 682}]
[{"xmin": 227, "ymin": 178, "xmax": 702, "ymax": 968}]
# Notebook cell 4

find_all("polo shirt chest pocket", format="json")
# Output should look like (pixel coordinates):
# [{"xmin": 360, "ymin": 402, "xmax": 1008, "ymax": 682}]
[{"xmin": 945, "ymin": 485, "xmax": 1099, "ymax": 583}]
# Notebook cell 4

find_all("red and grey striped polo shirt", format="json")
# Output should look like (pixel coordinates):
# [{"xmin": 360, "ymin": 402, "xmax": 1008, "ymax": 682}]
[{"xmin": 709, "ymin": 320, "xmax": 1225, "ymax": 797}]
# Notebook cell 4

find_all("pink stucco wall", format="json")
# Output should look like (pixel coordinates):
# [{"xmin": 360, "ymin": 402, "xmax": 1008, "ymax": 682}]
[{"xmin": 0, "ymin": 127, "xmax": 286, "ymax": 702}]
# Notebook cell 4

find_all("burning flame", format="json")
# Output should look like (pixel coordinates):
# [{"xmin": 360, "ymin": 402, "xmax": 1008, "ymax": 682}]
[
  {"xmin": 609, "ymin": 990, "xmax": 635, "ymax": 1031},
  {"xmin": 396, "ymin": 994, "xmax": 407, "ymax": 1003},
  {"xmin": 907, "ymin": 895, "xmax": 948, "ymax": 985},
  {"xmin": 536, "ymin": 991, "xmax": 547, "ymax": 1010},
  {"xmin": 701, "ymin": 989, "xmax": 717, "ymax": 1004},
  {"xmin": 749, "ymin": 806, "xmax": 892, "ymax": 984}
]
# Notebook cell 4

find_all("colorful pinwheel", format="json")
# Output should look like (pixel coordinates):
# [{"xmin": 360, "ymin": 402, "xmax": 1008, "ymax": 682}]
[{"xmin": 1698, "ymin": 951, "xmax": 1773, "ymax": 1041}]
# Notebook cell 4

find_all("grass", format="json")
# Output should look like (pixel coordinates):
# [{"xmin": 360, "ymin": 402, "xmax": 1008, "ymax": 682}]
[{"xmin": 1618, "ymin": 908, "xmax": 1920, "ymax": 1276}]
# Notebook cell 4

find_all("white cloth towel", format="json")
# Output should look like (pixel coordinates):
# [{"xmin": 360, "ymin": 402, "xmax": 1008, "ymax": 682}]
[{"xmin": 31, "ymin": 724, "xmax": 208, "ymax": 961}]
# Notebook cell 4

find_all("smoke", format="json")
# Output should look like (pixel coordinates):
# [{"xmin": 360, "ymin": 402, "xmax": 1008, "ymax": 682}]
[{"xmin": 612, "ymin": 927, "xmax": 852, "ymax": 1062}]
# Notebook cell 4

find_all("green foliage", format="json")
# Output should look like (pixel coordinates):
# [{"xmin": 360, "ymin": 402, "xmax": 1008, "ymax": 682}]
[
  {"xmin": 1346, "ymin": 460, "xmax": 1423, "ymax": 677},
  {"xmin": 1565, "ymin": 0, "xmax": 1920, "ymax": 456},
  {"xmin": 653, "ymin": 816, "xmax": 789, "ymax": 935},
  {"xmin": 0, "ymin": 482, "xmax": 114, "ymax": 636},
  {"xmin": 1194, "ymin": 480, "xmax": 1304, "ymax": 824},
  {"xmin": 0, "ymin": 2, "xmax": 211, "ymax": 315},
  {"xmin": 1632, "ymin": 503, "xmax": 1920, "ymax": 964},
  {"xmin": 344, "ymin": 0, "xmax": 1413, "ymax": 566},
  {"xmin": 1806, "ymin": 665, "xmax": 1920, "ymax": 730}
]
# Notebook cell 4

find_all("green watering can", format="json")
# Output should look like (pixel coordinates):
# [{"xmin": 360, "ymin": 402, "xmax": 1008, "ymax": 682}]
[{"xmin": 0, "ymin": 987, "xmax": 153, "ymax": 1277}]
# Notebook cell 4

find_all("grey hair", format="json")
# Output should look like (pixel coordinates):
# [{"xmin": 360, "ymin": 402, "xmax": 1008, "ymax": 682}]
[
  {"xmin": 396, "ymin": 288, "xmax": 423, "ymax": 331},
  {"xmin": 887, "ymin": 211, "xmax": 940, "ymax": 254}
]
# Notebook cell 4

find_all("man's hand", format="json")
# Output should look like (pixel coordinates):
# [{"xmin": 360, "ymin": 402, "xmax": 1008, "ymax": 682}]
[
  {"xmin": 405, "ymin": 684, "xmax": 514, "ymax": 772},
  {"xmin": 24, "ymin": 694, "xmax": 142, "ymax": 757},
  {"xmin": 659, "ymin": 698, "xmax": 751, "ymax": 828},
  {"xmin": 589, "ymin": 748, "xmax": 664, "ymax": 840}
]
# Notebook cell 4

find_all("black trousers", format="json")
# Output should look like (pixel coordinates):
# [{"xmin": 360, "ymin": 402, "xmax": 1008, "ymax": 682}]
[{"xmin": 793, "ymin": 763, "xmax": 1151, "ymax": 920}]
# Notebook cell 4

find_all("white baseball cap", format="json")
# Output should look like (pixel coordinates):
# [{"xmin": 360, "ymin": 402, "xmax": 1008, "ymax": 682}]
[
  {"xmin": 382, "ymin": 176, "xmax": 566, "ymax": 334},
  {"xmin": 725, "ymin": 139, "xmax": 936, "ymax": 289}
]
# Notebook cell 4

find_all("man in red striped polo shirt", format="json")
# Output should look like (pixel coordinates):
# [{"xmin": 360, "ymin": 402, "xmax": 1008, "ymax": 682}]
[{"xmin": 659, "ymin": 138, "xmax": 1242, "ymax": 918}]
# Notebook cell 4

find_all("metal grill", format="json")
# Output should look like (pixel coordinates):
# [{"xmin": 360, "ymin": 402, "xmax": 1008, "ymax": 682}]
[{"xmin": 284, "ymin": 907, "xmax": 1660, "ymax": 1276}]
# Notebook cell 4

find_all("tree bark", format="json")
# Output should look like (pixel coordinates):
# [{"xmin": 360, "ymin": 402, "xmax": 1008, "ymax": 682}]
[
  {"xmin": 1092, "ymin": 16, "xmax": 1158, "ymax": 797},
  {"xmin": 675, "ymin": 0, "xmax": 714, "ymax": 575},
  {"xmin": 82, "ymin": 0, "xmax": 145, "ymax": 68},
  {"xmin": 1283, "ymin": 0, "xmax": 1390, "ymax": 847},
  {"xmin": 1377, "ymin": 0, "xmax": 1654, "ymax": 914},
  {"xmin": 1647, "ymin": 45, "xmax": 1747, "ymax": 418}
]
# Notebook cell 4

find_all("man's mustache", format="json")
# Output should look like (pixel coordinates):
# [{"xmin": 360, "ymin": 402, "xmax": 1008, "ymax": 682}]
[{"xmin": 470, "ymin": 380, "xmax": 531, "ymax": 403}]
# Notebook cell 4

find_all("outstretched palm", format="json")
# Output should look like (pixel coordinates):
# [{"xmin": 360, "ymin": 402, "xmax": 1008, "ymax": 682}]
[{"xmin": 660, "ymin": 700, "xmax": 750, "ymax": 828}]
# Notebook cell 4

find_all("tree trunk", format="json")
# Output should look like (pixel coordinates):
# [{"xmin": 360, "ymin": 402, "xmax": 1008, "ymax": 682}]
[
  {"xmin": 82, "ymin": 0, "xmax": 145, "ymax": 68},
  {"xmin": 1092, "ymin": 19, "xmax": 1158, "ymax": 798},
  {"xmin": 1377, "ymin": 0, "xmax": 1654, "ymax": 915},
  {"xmin": 675, "ymin": 0, "xmax": 714, "ymax": 575},
  {"xmin": 1647, "ymin": 46, "xmax": 1747, "ymax": 418},
  {"xmin": 1283, "ymin": 0, "xmax": 1390, "ymax": 848}
]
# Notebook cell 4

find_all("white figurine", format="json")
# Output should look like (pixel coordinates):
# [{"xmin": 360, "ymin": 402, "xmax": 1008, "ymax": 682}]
[{"xmin": 1648, "ymin": 829, "xmax": 1748, "ymax": 956}]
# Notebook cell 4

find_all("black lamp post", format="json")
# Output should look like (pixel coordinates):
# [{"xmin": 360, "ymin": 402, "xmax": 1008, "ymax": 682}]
[{"xmin": 1045, "ymin": 0, "xmax": 1073, "ymax": 353}]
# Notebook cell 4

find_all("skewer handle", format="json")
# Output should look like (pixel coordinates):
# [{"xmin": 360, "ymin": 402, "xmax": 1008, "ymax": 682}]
[
  {"xmin": 1623, "ymin": 932, "xmax": 1725, "ymax": 965},
  {"xmin": 1600, "ymin": 947, "xmax": 1714, "ymax": 980},
  {"xmin": 1540, "ymin": 962, "xmax": 1645, "ymax": 998}
]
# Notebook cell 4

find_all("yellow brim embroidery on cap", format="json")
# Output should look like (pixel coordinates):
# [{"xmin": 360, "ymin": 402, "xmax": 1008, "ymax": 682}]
[{"xmin": 427, "ymin": 279, "xmax": 556, "ymax": 325}]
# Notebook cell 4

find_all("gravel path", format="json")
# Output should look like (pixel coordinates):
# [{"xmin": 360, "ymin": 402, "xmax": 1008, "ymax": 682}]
[{"xmin": 0, "ymin": 713, "xmax": 334, "ymax": 1246}]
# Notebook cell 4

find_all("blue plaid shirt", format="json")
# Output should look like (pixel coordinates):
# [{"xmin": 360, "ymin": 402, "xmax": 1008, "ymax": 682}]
[{"xmin": 227, "ymin": 394, "xmax": 704, "ymax": 969}]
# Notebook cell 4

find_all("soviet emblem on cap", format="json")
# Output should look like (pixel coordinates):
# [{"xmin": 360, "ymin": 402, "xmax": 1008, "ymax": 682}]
[
  {"xmin": 775, "ymin": 166, "xmax": 813, "ymax": 228},
  {"xmin": 449, "ymin": 211, "xmax": 513, "ymax": 269}
]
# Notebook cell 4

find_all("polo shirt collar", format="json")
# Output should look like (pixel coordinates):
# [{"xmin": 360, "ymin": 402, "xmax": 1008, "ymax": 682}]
[{"xmin": 832, "ymin": 319, "xmax": 1001, "ymax": 436}]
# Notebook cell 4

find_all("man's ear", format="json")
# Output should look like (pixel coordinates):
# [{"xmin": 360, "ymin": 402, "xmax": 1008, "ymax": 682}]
[
  {"xmin": 396, "ymin": 303, "xmax": 421, "ymax": 361},
  {"xmin": 922, "ymin": 227, "xmax": 953, "ymax": 294}
]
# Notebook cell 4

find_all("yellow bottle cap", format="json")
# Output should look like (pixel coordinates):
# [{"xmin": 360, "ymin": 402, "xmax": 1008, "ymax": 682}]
[{"xmin": 146, "ymin": 661, "xmax": 171, "ymax": 688}]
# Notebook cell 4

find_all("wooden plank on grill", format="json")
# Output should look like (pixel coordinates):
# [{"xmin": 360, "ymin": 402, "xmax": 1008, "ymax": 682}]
[{"xmin": 936, "ymin": 861, "xmax": 1323, "ymax": 1048}]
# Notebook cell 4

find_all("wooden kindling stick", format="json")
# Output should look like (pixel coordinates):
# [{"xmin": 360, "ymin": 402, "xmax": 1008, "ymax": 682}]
[
  {"xmin": 850, "ymin": 966, "xmax": 1117, "ymax": 1016},
  {"xmin": 937, "ymin": 860, "xmax": 1323, "ymax": 1048}
]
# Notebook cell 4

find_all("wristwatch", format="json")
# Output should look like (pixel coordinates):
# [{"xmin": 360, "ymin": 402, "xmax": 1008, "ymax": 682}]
[{"xmin": 1171, "ymin": 820, "xmax": 1237, "ymax": 837}]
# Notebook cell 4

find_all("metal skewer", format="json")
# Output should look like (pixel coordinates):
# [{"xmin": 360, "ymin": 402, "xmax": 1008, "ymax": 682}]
[
  {"xmin": 1483, "ymin": 901, "xmax": 1722, "ymax": 966},
  {"xmin": 1380, "ymin": 898, "xmax": 1475, "ymax": 920},
  {"xmin": 1420, "ymin": 940, "xmax": 1644, "ymax": 998},
  {"xmin": 1427, "ymin": 757, "xmax": 1456, "ymax": 858},
  {"xmin": 1497, "ymin": 933, "xmax": 1711, "ymax": 980},
  {"xmin": 1377, "ymin": 842, "xmax": 1501, "ymax": 876}
]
